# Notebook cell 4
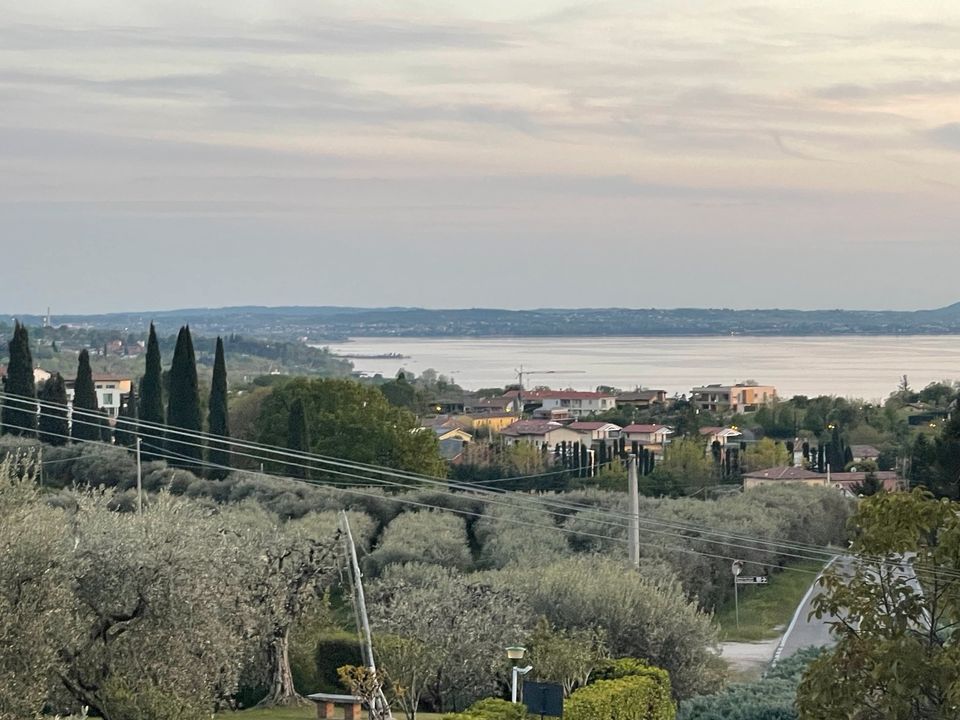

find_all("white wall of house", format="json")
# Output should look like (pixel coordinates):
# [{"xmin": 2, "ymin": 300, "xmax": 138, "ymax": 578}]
[{"xmin": 538, "ymin": 396, "xmax": 616, "ymax": 418}]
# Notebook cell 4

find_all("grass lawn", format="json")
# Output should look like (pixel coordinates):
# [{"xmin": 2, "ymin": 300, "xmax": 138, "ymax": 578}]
[
  {"xmin": 219, "ymin": 708, "xmax": 445, "ymax": 720},
  {"xmin": 714, "ymin": 559, "xmax": 827, "ymax": 642}
]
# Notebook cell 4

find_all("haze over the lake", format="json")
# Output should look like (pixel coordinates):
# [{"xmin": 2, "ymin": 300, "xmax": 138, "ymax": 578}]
[{"xmin": 3, "ymin": 1, "xmax": 959, "ymax": 314}]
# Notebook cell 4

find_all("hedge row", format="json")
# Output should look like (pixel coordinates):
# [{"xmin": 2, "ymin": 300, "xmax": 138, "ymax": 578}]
[
  {"xmin": 566, "ymin": 674, "xmax": 675, "ymax": 720},
  {"xmin": 441, "ymin": 698, "xmax": 528, "ymax": 720}
]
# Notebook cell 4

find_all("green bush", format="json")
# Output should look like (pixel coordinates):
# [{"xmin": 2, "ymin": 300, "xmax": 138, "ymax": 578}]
[
  {"xmin": 100, "ymin": 677, "xmax": 207, "ymax": 720},
  {"xmin": 593, "ymin": 658, "xmax": 671, "ymax": 686},
  {"xmin": 677, "ymin": 647, "xmax": 821, "ymax": 720},
  {"xmin": 314, "ymin": 631, "xmax": 363, "ymax": 693},
  {"xmin": 566, "ymin": 675, "xmax": 676, "ymax": 720},
  {"xmin": 440, "ymin": 697, "xmax": 529, "ymax": 720}
]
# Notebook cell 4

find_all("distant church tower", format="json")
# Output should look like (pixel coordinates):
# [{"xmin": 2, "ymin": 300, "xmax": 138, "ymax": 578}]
[{"xmin": 43, "ymin": 307, "xmax": 51, "ymax": 328}]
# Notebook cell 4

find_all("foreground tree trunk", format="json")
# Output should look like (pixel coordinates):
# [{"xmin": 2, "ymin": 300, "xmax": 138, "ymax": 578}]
[{"xmin": 259, "ymin": 627, "xmax": 305, "ymax": 706}]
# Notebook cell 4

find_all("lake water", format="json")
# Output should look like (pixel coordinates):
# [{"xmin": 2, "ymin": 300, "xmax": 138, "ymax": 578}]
[{"xmin": 323, "ymin": 336, "xmax": 960, "ymax": 401}]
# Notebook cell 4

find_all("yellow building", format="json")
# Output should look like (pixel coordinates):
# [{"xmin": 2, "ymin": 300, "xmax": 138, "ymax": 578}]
[{"xmin": 466, "ymin": 412, "xmax": 518, "ymax": 433}]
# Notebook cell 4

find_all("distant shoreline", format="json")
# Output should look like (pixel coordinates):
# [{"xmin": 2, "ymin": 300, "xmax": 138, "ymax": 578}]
[{"xmin": 321, "ymin": 331, "xmax": 960, "ymax": 342}]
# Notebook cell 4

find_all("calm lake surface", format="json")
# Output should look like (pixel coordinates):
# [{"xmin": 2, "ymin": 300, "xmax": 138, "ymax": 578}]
[{"xmin": 324, "ymin": 336, "xmax": 960, "ymax": 401}]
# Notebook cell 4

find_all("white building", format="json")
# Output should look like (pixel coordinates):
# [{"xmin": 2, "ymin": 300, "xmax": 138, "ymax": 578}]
[{"xmin": 521, "ymin": 390, "xmax": 617, "ymax": 418}]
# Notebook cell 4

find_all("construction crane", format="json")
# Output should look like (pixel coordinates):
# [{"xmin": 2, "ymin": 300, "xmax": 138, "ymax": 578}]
[{"xmin": 514, "ymin": 365, "xmax": 586, "ymax": 416}]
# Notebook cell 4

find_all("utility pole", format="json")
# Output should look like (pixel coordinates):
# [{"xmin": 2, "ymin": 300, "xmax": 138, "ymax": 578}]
[
  {"xmin": 136, "ymin": 437, "xmax": 143, "ymax": 515},
  {"xmin": 732, "ymin": 560, "xmax": 744, "ymax": 629},
  {"xmin": 339, "ymin": 511, "xmax": 392, "ymax": 720},
  {"xmin": 628, "ymin": 456, "xmax": 640, "ymax": 569}
]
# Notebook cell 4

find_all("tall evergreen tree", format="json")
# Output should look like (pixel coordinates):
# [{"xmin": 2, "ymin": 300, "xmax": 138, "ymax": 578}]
[
  {"xmin": 139, "ymin": 322, "xmax": 165, "ymax": 460},
  {"xmin": 166, "ymin": 325, "xmax": 202, "ymax": 470},
  {"xmin": 98, "ymin": 408, "xmax": 113, "ymax": 444},
  {"xmin": 286, "ymin": 398, "xmax": 310, "ymax": 479},
  {"xmin": 115, "ymin": 387, "xmax": 138, "ymax": 448},
  {"xmin": 72, "ymin": 349, "xmax": 101, "ymax": 442},
  {"xmin": 206, "ymin": 337, "xmax": 231, "ymax": 479},
  {"xmin": 37, "ymin": 372, "xmax": 68, "ymax": 446},
  {"xmin": 2, "ymin": 321, "xmax": 37, "ymax": 436}
]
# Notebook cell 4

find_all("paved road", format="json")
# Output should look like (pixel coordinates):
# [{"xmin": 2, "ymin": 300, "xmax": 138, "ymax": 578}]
[
  {"xmin": 728, "ymin": 553, "xmax": 922, "ymax": 672},
  {"xmin": 772, "ymin": 555, "xmax": 845, "ymax": 665}
]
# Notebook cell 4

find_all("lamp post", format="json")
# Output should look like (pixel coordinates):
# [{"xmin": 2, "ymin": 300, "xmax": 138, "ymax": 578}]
[{"xmin": 506, "ymin": 646, "xmax": 532, "ymax": 704}]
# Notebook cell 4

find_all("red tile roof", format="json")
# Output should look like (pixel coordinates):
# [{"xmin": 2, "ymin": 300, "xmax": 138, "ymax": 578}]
[
  {"xmin": 569, "ymin": 421, "xmax": 620, "ymax": 431},
  {"xmin": 503, "ymin": 389, "xmax": 614, "ymax": 400},
  {"xmin": 623, "ymin": 424, "xmax": 670, "ymax": 433},
  {"xmin": 742, "ymin": 467, "xmax": 822, "ymax": 480},
  {"xmin": 501, "ymin": 420, "xmax": 565, "ymax": 436}
]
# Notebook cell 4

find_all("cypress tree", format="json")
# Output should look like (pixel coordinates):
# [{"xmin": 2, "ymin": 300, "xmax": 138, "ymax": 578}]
[
  {"xmin": 287, "ymin": 397, "xmax": 310, "ymax": 479},
  {"xmin": 99, "ymin": 408, "xmax": 113, "ymax": 443},
  {"xmin": 206, "ymin": 337, "xmax": 231, "ymax": 479},
  {"xmin": 828, "ymin": 426, "xmax": 844, "ymax": 471},
  {"xmin": 72, "ymin": 349, "xmax": 101, "ymax": 442},
  {"xmin": 37, "ymin": 372, "xmax": 68, "ymax": 446},
  {"xmin": 139, "ymin": 323, "xmax": 165, "ymax": 460},
  {"xmin": 2, "ymin": 321, "xmax": 37, "ymax": 436},
  {"xmin": 115, "ymin": 387, "xmax": 138, "ymax": 448},
  {"xmin": 166, "ymin": 325, "xmax": 202, "ymax": 470}
]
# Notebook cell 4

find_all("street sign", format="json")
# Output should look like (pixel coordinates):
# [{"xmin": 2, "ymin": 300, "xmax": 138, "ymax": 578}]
[{"xmin": 735, "ymin": 576, "xmax": 769, "ymax": 585}]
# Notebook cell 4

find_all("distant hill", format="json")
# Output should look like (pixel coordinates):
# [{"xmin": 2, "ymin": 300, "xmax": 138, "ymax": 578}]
[{"xmin": 9, "ymin": 303, "xmax": 960, "ymax": 341}]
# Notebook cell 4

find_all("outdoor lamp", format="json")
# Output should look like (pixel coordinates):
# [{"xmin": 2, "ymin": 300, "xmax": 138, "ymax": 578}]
[
  {"xmin": 506, "ymin": 646, "xmax": 526, "ymax": 661},
  {"xmin": 506, "ymin": 647, "xmax": 532, "ymax": 703}
]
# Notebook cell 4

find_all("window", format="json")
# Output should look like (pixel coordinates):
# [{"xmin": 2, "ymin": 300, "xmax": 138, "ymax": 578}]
[{"xmin": 102, "ymin": 393, "xmax": 114, "ymax": 406}]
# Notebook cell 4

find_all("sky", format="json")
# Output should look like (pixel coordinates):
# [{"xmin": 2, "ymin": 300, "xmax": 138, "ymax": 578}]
[{"xmin": 2, "ymin": 0, "xmax": 960, "ymax": 314}]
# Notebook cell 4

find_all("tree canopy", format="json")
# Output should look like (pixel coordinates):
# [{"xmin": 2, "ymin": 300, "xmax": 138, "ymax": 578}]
[
  {"xmin": 71, "ymin": 349, "xmax": 101, "ymax": 442},
  {"xmin": 206, "ymin": 336, "xmax": 231, "ymax": 479},
  {"xmin": 2, "ymin": 321, "xmax": 37, "ymax": 437},
  {"xmin": 166, "ymin": 325, "xmax": 202, "ymax": 470},
  {"xmin": 797, "ymin": 489, "xmax": 960, "ymax": 718},
  {"xmin": 139, "ymin": 322, "xmax": 165, "ymax": 460},
  {"xmin": 255, "ymin": 378, "xmax": 445, "ymax": 480}
]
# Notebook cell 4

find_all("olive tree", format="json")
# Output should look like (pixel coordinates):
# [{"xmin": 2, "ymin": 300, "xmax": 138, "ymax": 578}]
[
  {"xmin": 0, "ymin": 452, "xmax": 72, "ymax": 719},
  {"xmin": 496, "ymin": 556, "xmax": 722, "ymax": 699},
  {"xmin": 224, "ymin": 504, "xmax": 341, "ymax": 707},
  {"xmin": 56, "ymin": 492, "xmax": 260, "ymax": 720},
  {"xmin": 369, "ymin": 564, "xmax": 532, "ymax": 712},
  {"xmin": 364, "ymin": 510, "xmax": 472, "ymax": 576}
]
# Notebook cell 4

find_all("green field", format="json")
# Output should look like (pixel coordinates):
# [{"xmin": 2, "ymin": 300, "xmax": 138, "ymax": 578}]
[{"xmin": 714, "ymin": 559, "xmax": 827, "ymax": 642}]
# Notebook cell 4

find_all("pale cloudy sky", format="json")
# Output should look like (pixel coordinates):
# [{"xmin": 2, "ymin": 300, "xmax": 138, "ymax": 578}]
[{"xmin": 2, "ymin": 1, "xmax": 959, "ymax": 313}]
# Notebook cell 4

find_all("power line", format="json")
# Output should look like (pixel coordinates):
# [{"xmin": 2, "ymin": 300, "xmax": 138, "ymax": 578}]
[
  {"xmin": 14, "ymin": 405, "xmax": 945, "ymax": 581},
  {"xmin": 14, "ymin": 400, "xmax": 929, "ymax": 573},
  {"xmin": 18, "ymin": 398, "xmax": 952, "ymax": 581},
  {"xmin": 6, "ymin": 414, "xmax": 834, "ymax": 575},
  {"xmin": 24, "ymin": 407, "xmax": 848, "ymax": 568}
]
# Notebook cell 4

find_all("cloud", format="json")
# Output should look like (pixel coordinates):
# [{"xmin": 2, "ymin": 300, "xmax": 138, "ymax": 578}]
[
  {"xmin": 926, "ymin": 123, "xmax": 960, "ymax": 151},
  {"xmin": 814, "ymin": 79, "xmax": 960, "ymax": 100},
  {"xmin": 0, "ymin": 18, "xmax": 512, "ymax": 54}
]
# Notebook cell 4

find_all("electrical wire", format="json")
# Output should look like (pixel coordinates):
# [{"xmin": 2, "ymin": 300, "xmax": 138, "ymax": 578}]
[
  {"xmin": 16, "ymin": 399, "xmax": 926, "ymax": 572},
  {"xmin": 15, "ymin": 404, "xmax": 945, "ymax": 580},
  {"xmin": 22, "ymin": 406, "xmax": 850, "ymax": 568}
]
